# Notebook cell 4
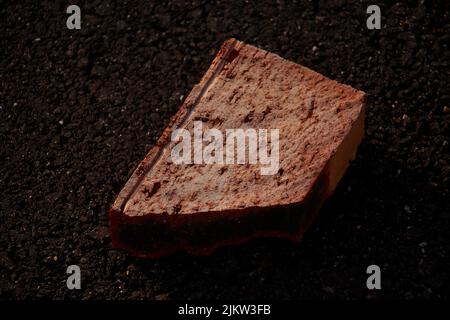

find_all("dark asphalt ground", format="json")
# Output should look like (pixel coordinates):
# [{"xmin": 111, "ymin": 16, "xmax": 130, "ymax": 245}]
[{"xmin": 0, "ymin": 0, "xmax": 449, "ymax": 299}]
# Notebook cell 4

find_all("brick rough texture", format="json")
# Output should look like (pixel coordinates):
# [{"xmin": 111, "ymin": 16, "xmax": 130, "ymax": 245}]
[{"xmin": 110, "ymin": 39, "xmax": 366, "ymax": 258}]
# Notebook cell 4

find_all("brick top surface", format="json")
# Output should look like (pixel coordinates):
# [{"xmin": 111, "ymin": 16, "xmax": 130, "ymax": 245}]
[{"xmin": 116, "ymin": 39, "xmax": 365, "ymax": 217}]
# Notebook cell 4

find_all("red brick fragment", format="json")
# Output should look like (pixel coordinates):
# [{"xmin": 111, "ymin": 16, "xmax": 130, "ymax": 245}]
[{"xmin": 109, "ymin": 39, "xmax": 366, "ymax": 258}]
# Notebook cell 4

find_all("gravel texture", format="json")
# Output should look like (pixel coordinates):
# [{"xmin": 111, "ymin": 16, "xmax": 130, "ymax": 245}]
[{"xmin": 0, "ymin": 0, "xmax": 449, "ymax": 299}]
